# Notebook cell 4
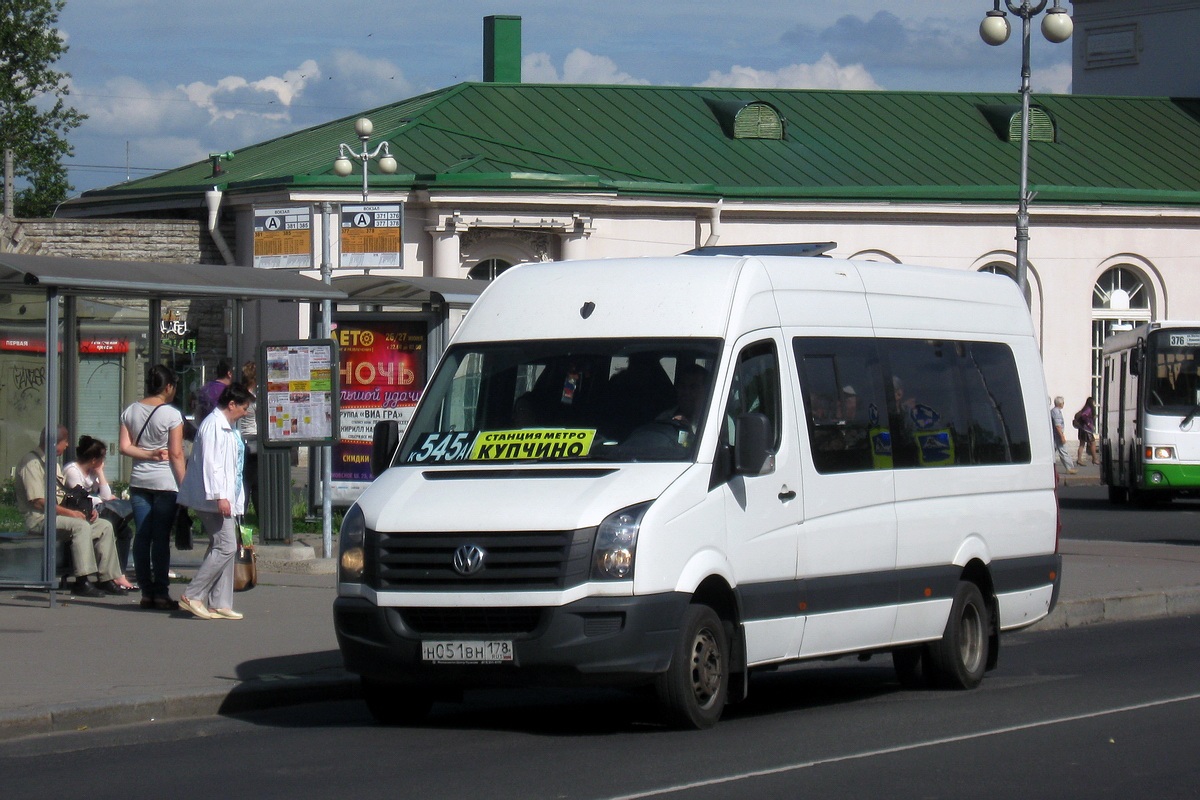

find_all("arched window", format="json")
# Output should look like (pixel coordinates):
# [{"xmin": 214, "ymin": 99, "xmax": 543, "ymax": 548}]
[
  {"xmin": 1092, "ymin": 266, "xmax": 1152, "ymax": 399},
  {"xmin": 979, "ymin": 263, "xmax": 1016, "ymax": 280},
  {"xmin": 468, "ymin": 258, "xmax": 513, "ymax": 281}
]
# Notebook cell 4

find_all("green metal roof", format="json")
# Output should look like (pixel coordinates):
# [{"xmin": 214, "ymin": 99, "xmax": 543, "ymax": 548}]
[{"xmin": 67, "ymin": 84, "xmax": 1200, "ymax": 208}]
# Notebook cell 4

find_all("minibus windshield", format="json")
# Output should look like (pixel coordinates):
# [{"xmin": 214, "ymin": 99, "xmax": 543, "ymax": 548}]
[{"xmin": 397, "ymin": 338, "xmax": 721, "ymax": 465}]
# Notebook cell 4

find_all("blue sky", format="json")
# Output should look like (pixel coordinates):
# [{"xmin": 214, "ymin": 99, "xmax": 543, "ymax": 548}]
[{"xmin": 55, "ymin": 1, "xmax": 1077, "ymax": 195}]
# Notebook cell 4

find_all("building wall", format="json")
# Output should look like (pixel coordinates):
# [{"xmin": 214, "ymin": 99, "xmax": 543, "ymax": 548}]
[
  {"xmin": 1072, "ymin": 0, "xmax": 1200, "ymax": 96},
  {"xmin": 0, "ymin": 216, "xmax": 221, "ymax": 262}
]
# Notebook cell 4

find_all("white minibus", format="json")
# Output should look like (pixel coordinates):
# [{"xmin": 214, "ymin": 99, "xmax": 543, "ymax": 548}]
[{"xmin": 334, "ymin": 253, "xmax": 1061, "ymax": 729}]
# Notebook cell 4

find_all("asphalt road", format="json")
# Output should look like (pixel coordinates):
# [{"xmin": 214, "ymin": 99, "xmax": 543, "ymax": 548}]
[
  {"xmin": 3, "ymin": 615, "xmax": 1197, "ymax": 799},
  {"xmin": 1059, "ymin": 484, "xmax": 1200, "ymax": 546}
]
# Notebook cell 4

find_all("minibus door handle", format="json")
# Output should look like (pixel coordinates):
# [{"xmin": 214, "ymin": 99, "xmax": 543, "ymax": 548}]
[{"xmin": 778, "ymin": 486, "xmax": 797, "ymax": 502}]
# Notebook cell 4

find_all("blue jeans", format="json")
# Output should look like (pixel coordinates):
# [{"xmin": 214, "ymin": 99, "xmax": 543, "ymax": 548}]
[{"xmin": 131, "ymin": 488, "xmax": 178, "ymax": 599}]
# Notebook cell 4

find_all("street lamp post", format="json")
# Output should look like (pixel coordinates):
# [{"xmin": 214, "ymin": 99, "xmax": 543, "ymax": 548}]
[
  {"xmin": 333, "ymin": 117, "xmax": 398, "ymax": 202},
  {"xmin": 316, "ymin": 117, "xmax": 398, "ymax": 557},
  {"xmin": 980, "ymin": 0, "xmax": 1073, "ymax": 306}
]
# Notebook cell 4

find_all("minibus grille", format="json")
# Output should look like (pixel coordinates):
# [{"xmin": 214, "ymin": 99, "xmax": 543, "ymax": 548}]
[
  {"xmin": 400, "ymin": 607, "xmax": 543, "ymax": 635},
  {"xmin": 370, "ymin": 527, "xmax": 595, "ymax": 590}
]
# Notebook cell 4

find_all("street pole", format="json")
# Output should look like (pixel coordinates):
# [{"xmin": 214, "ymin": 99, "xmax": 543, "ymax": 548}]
[
  {"xmin": 1015, "ymin": 3, "xmax": 1033, "ymax": 306},
  {"xmin": 320, "ymin": 201, "xmax": 334, "ymax": 558},
  {"xmin": 980, "ymin": 0, "xmax": 1072, "ymax": 310},
  {"xmin": 322, "ymin": 119, "xmax": 396, "ymax": 557}
]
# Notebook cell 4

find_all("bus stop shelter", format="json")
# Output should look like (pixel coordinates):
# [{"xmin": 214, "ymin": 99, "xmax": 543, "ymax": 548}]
[{"xmin": 0, "ymin": 252, "xmax": 345, "ymax": 605}]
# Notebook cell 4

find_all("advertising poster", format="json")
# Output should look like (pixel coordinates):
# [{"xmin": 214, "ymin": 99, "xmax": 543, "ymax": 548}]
[
  {"xmin": 261, "ymin": 339, "xmax": 338, "ymax": 447},
  {"xmin": 332, "ymin": 318, "xmax": 427, "ymax": 500},
  {"xmin": 340, "ymin": 204, "xmax": 402, "ymax": 268},
  {"xmin": 253, "ymin": 206, "xmax": 312, "ymax": 269}
]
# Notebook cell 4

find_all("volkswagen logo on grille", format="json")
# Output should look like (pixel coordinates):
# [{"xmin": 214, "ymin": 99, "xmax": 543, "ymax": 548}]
[{"xmin": 452, "ymin": 544, "xmax": 486, "ymax": 576}]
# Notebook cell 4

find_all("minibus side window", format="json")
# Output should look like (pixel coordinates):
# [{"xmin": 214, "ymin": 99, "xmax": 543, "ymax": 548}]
[
  {"xmin": 723, "ymin": 341, "xmax": 781, "ymax": 451},
  {"xmin": 882, "ymin": 339, "xmax": 1030, "ymax": 468},
  {"xmin": 884, "ymin": 339, "xmax": 961, "ymax": 468},
  {"xmin": 794, "ymin": 337, "xmax": 890, "ymax": 474},
  {"xmin": 957, "ymin": 341, "xmax": 1031, "ymax": 464}
]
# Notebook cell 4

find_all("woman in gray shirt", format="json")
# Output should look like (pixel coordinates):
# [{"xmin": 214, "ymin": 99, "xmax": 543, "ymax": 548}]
[{"xmin": 119, "ymin": 365, "xmax": 187, "ymax": 609}]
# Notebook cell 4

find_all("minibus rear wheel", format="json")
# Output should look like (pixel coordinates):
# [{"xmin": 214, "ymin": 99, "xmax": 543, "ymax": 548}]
[
  {"xmin": 361, "ymin": 678, "xmax": 433, "ymax": 725},
  {"xmin": 929, "ymin": 581, "xmax": 989, "ymax": 689},
  {"xmin": 656, "ymin": 604, "xmax": 729, "ymax": 729}
]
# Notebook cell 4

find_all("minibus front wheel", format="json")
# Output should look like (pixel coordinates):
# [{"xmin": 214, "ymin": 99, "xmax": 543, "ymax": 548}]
[
  {"xmin": 656, "ymin": 604, "xmax": 729, "ymax": 729},
  {"xmin": 929, "ymin": 581, "xmax": 989, "ymax": 689}
]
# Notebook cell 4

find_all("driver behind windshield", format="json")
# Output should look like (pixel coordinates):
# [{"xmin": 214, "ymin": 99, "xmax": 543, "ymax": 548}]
[{"xmin": 658, "ymin": 363, "xmax": 710, "ymax": 438}]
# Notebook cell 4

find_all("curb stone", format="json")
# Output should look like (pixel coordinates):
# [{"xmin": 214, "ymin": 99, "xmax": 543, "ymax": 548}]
[{"xmin": 0, "ymin": 676, "xmax": 359, "ymax": 742}]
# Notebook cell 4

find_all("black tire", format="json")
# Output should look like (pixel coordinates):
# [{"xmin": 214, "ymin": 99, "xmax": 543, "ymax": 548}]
[
  {"xmin": 928, "ymin": 582, "xmax": 990, "ymax": 690},
  {"xmin": 656, "ymin": 604, "xmax": 729, "ymax": 729},
  {"xmin": 1106, "ymin": 484, "xmax": 1127, "ymax": 504},
  {"xmin": 892, "ymin": 645, "xmax": 932, "ymax": 689},
  {"xmin": 361, "ymin": 678, "xmax": 433, "ymax": 725}
]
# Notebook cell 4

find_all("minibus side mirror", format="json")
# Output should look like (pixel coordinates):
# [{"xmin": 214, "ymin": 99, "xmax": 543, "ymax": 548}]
[
  {"xmin": 371, "ymin": 420, "xmax": 401, "ymax": 477},
  {"xmin": 734, "ymin": 413, "xmax": 773, "ymax": 476}
]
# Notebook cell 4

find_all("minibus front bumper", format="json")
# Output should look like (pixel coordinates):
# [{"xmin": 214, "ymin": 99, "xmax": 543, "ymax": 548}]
[{"xmin": 334, "ymin": 591, "xmax": 692, "ymax": 688}]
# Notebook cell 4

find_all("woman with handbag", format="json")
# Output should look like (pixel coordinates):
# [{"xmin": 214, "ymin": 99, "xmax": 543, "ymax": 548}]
[
  {"xmin": 177, "ymin": 383, "xmax": 253, "ymax": 621},
  {"xmin": 1075, "ymin": 395, "xmax": 1098, "ymax": 466},
  {"xmin": 64, "ymin": 435, "xmax": 137, "ymax": 589},
  {"xmin": 119, "ymin": 365, "xmax": 187, "ymax": 611}
]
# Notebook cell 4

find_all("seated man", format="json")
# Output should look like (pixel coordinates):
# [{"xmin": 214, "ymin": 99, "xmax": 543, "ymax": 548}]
[{"xmin": 14, "ymin": 426, "xmax": 125, "ymax": 597}]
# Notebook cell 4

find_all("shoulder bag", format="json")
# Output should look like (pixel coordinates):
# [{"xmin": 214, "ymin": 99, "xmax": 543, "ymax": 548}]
[{"xmin": 57, "ymin": 477, "xmax": 93, "ymax": 515}]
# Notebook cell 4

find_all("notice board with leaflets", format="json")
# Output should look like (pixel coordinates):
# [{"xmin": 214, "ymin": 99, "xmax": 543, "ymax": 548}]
[{"xmin": 258, "ymin": 339, "xmax": 340, "ymax": 448}]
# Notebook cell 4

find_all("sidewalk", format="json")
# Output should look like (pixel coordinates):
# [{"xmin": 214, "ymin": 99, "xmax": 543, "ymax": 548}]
[
  {"xmin": 1055, "ymin": 453, "xmax": 1101, "ymax": 488},
  {"xmin": 2, "ymin": 500, "xmax": 1198, "ymax": 741}
]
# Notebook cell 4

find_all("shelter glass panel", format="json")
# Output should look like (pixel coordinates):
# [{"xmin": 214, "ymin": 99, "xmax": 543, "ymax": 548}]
[{"xmin": 0, "ymin": 293, "xmax": 55, "ymax": 583}]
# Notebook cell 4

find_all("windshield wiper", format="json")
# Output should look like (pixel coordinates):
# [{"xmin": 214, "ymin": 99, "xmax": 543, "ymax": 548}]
[{"xmin": 1181, "ymin": 404, "xmax": 1200, "ymax": 429}]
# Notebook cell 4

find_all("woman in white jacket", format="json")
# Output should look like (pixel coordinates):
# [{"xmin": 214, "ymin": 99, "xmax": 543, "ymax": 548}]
[{"xmin": 177, "ymin": 383, "xmax": 254, "ymax": 620}]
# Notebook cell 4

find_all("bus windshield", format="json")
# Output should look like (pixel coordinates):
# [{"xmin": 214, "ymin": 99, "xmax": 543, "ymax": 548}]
[
  {"xmin": 1147, "ymin": 329, "xmax": 1200, "ymax": 413},
  {"xmin": 397, "ymin": 338, "xmax": 721, "ymax": 466}
]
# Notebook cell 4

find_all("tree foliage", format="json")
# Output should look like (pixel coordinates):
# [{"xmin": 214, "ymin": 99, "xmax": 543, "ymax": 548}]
[{"xmin": 0, "ymin": 0, "xmax": 85, "ymax": 217}]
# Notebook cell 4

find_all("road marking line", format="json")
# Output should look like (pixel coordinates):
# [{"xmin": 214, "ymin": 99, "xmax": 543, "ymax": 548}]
[{"xmin": 601, "ymin": 692, "xmax": 1200, "ymax": 800}]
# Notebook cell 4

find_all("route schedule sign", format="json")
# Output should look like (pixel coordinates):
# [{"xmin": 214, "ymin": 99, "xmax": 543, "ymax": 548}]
[
  {"xmin": 340, "ymin": 204, "xmax": 402, "ymax": 268},
  {"xmin": 254, "ymin": 206, "xmax": 312, "ymax": 269}
]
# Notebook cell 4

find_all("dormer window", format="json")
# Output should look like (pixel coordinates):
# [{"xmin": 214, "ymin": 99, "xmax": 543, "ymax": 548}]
[
  {"xmin": 978, "ymin": 103, "xmax": 1058, "ymax": 143},
  {"xmin": 706, "ymin": 99, "xmax": 785, "ymax": 140}
]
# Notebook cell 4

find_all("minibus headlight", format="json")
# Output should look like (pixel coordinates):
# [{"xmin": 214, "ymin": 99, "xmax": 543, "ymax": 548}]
[
  {"xmin": 592, "ymin": 502, "xmax": 650, "ymax": 581},
  {"xmin": 1146, "ymin": 446, "xmax": 1176, "ymax": 460},
  {"xmin": 339, "ymin": 504, "xmax": 367, "ymax": 583}
]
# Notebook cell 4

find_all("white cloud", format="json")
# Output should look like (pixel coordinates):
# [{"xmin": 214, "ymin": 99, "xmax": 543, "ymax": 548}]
[
  {"xmin": 523, "ymin": 53, "xmax": 559, "ymax": 83},
  {"xmin": 319, "ymin": 49, "xmax": 413, "ymax": 110},
  {"xmin": 178, "ymin": 59, "xmax": 320, "ymax": 122},
  {"xmin": 522, "ymin": 49, "xmax": 650, "ymax": 85},
  {"xmin": 700, "ymin": 54, "xmax": 882, "ymax": 90},
  {"xmin": 69, "ymin": 76, "xmax": 204, "ymax": 134},
  {"xmin": 1034, "ymin": 62, "xmax": 1073, "ymax": 95}
]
